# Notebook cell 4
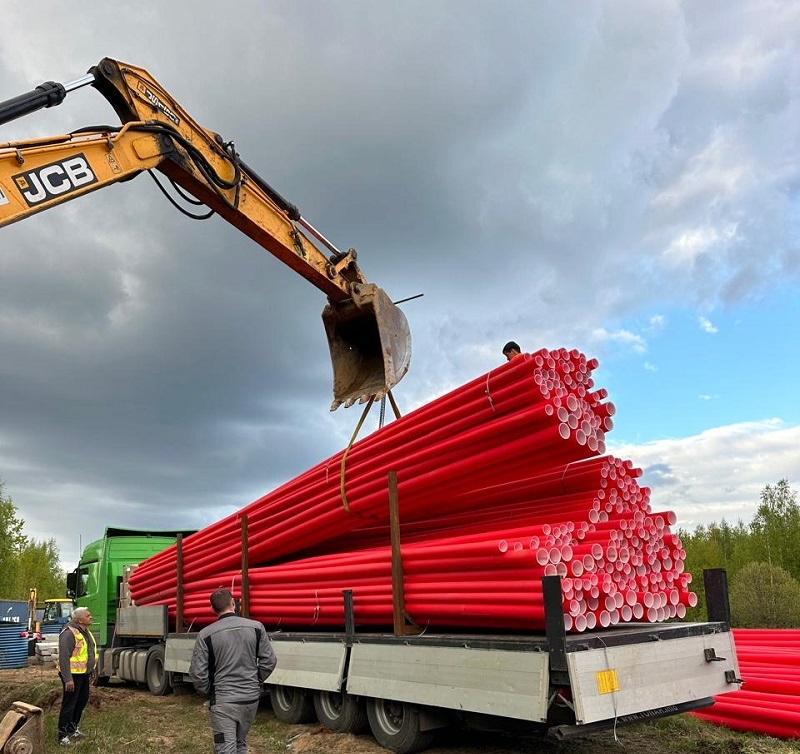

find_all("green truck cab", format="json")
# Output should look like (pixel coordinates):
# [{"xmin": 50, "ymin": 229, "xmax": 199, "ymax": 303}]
[{"xmin": 66, "ymin": 527, "xmax": 195, "ymax": 687}]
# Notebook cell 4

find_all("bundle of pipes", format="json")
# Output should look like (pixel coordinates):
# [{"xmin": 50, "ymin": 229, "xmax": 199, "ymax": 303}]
[
  {"xmin": 128, "ymin": 348, "xmax": 695, "ymax": 633},
  {"xmin": 307, "ymin": 453, "xmax": 644, "ymax": 556},
  {"xmin": 129, "ymin": 348, "xmax": 608, "ymax": 589},
  {"xmin": 146, "ymin": 490, "xmax": 692, "ymax": 633},
  {"xmin": 693, "ymin": 629, "xmax": 800, "ymax": 739}
]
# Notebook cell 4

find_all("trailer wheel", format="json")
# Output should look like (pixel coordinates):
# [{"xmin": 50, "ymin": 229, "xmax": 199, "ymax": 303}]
[
  {"xmin": 146, "ymin": 646, "xmax": 172, "ymax": 696},
  {"xmin": 314, "ymin": 690, "xmax": 368, "ymax": 733},
  {"xmin": 366, "ymin": 697, "xmax": 435, "ymax": 754},
  {"xmin": 269, "ymin": 685, "xmax": 316, "ymax": 724}
]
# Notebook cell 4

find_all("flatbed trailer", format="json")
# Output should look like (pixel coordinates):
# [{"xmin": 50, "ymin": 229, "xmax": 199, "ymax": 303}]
[
  {"xmin": 77, "ymin": 529, "xmax": 741, "ymax": 753},
  {"xmin": 140, "ymin": 570, "xmax": 740, "ymax": 754}
]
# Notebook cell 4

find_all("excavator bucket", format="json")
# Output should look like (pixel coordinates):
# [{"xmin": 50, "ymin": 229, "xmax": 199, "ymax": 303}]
[
  {"xmin": 323, "ymin": 283, "xmax": 412, "ymax": 410},
  {"xmin": 0, "ymin": 702, "xmax": 45, "ymax": 754}
]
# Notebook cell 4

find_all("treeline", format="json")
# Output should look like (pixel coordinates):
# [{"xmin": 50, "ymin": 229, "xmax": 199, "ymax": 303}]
[
  {"xmin": 0, "ymin": 482, "xmax": 65, "ymax": 601},
  {"xmin": 680, "ymin": 478, "xmax": 800, "ymax": 628}
]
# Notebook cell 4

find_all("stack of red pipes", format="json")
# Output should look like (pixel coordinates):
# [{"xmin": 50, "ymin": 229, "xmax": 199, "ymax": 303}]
[
  {"xmin": 693, "ymin": 629, "xmax": 800, "ymax": 738},
  {"xmin": 128, "ymin": 348, "xmax": 696, "ymax": 633}
]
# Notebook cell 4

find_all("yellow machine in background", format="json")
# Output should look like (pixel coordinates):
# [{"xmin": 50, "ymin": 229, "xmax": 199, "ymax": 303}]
[
  {"xmin": 25, "ymin": 589, "xmax": 74, "ymax": 649},
  {"xmin": 39, "ymin": 598, "xmax": 74, "ymax": 635}
]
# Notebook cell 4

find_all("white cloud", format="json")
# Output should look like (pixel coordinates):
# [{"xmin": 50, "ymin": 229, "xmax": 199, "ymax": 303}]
[
  {"xmin": 698, "ymin": 316, "xmax": 718, "ymax": 333},
  {"xmin": 652, "ymin": 131, "xmax": 750, "ymax": 211},
  {"xmin": 662, "ymin": 226, "xmax": 728, "ymax": 266},
  {"xmin": 590, "ymin": 327, "xmax": 647, "ymax": 354},
  {"xmin": 607, "ymin": 420, "xmax": 800, "ymax": 531}
]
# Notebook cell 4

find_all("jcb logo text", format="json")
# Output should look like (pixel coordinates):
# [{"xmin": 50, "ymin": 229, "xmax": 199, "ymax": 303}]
[{"xmin": 13, "ymin": 154, "xmax": 97, "ymax": 207}]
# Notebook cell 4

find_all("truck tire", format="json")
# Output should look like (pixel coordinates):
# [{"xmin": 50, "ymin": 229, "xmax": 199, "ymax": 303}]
[
  {"xmin": 269, "ymin": 685, "xmax": 316, "ymax": 724},
  {"xmin": 146, "ymin": 646, "xmax": 172, "ymax": 696},
  {"xmin": 366, "ymin": 697, "xmax": 435, "ymax": 754},
  {"xmin": 313, "ymin": 690, "xmax": 368, "ymax": 733}
]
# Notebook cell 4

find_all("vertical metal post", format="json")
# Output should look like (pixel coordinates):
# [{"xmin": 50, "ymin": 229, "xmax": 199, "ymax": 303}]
[
  {"xmin": 343, "ymin": 589, "xmax": 355, "ymax": 641},
  {"xmin": 704, "ymin": 568, "xmax": 731, "ymax": 626},
  {"xmin": 175, "ymin": 534, "xmax": 184, "ymax": 633},
  {"xmin": 542, "ymin": 575, "xmax": 569, "ymax": 685},
  {"xmin": 240, "ymin": 515, "xmax": 250, "ymax": 618},
  {"xmin": 389, "ymin": 471, "xmax": 409, "ymax": 636}
]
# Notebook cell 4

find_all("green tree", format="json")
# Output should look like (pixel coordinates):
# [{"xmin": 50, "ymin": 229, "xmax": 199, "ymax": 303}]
[
  {"xmin": 0, "ymin": 481, "xmax": 65, "ymax": 600},
  {"xmin": 679, "ymin": 480, "xmax": 800, "ymax": 622},
  {"xmin": 748, "ymin": 479, "xmax": 800, "ymax": 578},
  {"xmin": 0, "ymin": 483, "xmax": 27, "ymax": 597},
  {"xmin": 729, "ymin": 561, "xmax": 800, "ymax": 628},
  {"xmin": 17, "ymin": 540, "xmax": 66, "ymax": 599},
  {"xmin": 678, "ymin": 520, "xmax": 750, "ymax": 621}
]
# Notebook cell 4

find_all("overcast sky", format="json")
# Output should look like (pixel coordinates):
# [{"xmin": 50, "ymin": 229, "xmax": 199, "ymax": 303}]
[{"xmin": 1, "ymin": 1, "xmax": 798, "ymax": 571}]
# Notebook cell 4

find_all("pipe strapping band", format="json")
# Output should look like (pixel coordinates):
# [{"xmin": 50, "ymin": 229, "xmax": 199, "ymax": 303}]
[{"xmin": 340, "ymin": 397, "xmax": 375, "ymax": 513}]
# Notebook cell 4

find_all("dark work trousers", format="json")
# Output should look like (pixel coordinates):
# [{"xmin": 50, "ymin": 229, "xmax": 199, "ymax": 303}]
[
  {"xmin": 58, "ymin": 672, "xmax": 91, "ymax": 738},
  {"xmin": 208, "ymin": 700, "xmax": 260, "ymax": 754}
]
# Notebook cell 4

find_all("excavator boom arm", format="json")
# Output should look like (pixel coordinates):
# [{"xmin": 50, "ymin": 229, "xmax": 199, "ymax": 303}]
[{"xmin": 0, "ymin": 58, "xmax": 411, "ymax": 408}]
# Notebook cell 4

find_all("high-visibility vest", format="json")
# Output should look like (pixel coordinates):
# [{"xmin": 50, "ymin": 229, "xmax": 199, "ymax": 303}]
[{"xmin": 67, "ymin": 625, "xmax": 97, "ymax": 675}]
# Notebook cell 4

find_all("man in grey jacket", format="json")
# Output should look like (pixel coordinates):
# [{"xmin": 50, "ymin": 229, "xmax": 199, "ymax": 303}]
[{"xmin": 189, "ymin": 589, "xmax": 277, "ymax": 754}]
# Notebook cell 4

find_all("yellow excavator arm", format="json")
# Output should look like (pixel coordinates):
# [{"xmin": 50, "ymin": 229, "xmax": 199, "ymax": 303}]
[{"xmin": 0, "ymin": 58, "xmax": 411, "ymax": 409}]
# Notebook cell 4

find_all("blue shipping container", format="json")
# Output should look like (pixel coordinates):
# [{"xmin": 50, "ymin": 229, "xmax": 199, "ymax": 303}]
[
  {"xmin": 0, "ymin": 622, "xmax": 29, "ymax": 669},
  {"xmin": 0, "ymin": 600, "xmax": 28, "ymax": 624}
]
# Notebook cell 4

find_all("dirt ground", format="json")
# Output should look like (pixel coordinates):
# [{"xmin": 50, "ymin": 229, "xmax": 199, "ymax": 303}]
[{"xmin": 2, "ymin": 664, "xmax": 795, "ymax": 754}]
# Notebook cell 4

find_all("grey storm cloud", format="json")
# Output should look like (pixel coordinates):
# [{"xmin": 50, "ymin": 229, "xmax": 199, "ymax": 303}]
[{"xmin": 0, "ymin": 0, "xmax": 798, "ymax": 567}]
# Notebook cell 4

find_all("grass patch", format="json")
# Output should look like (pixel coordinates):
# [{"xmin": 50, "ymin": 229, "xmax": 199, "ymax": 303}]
[{"xmin": 0, "ymin": 667, "xmax": 293, "ymax": 753}]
